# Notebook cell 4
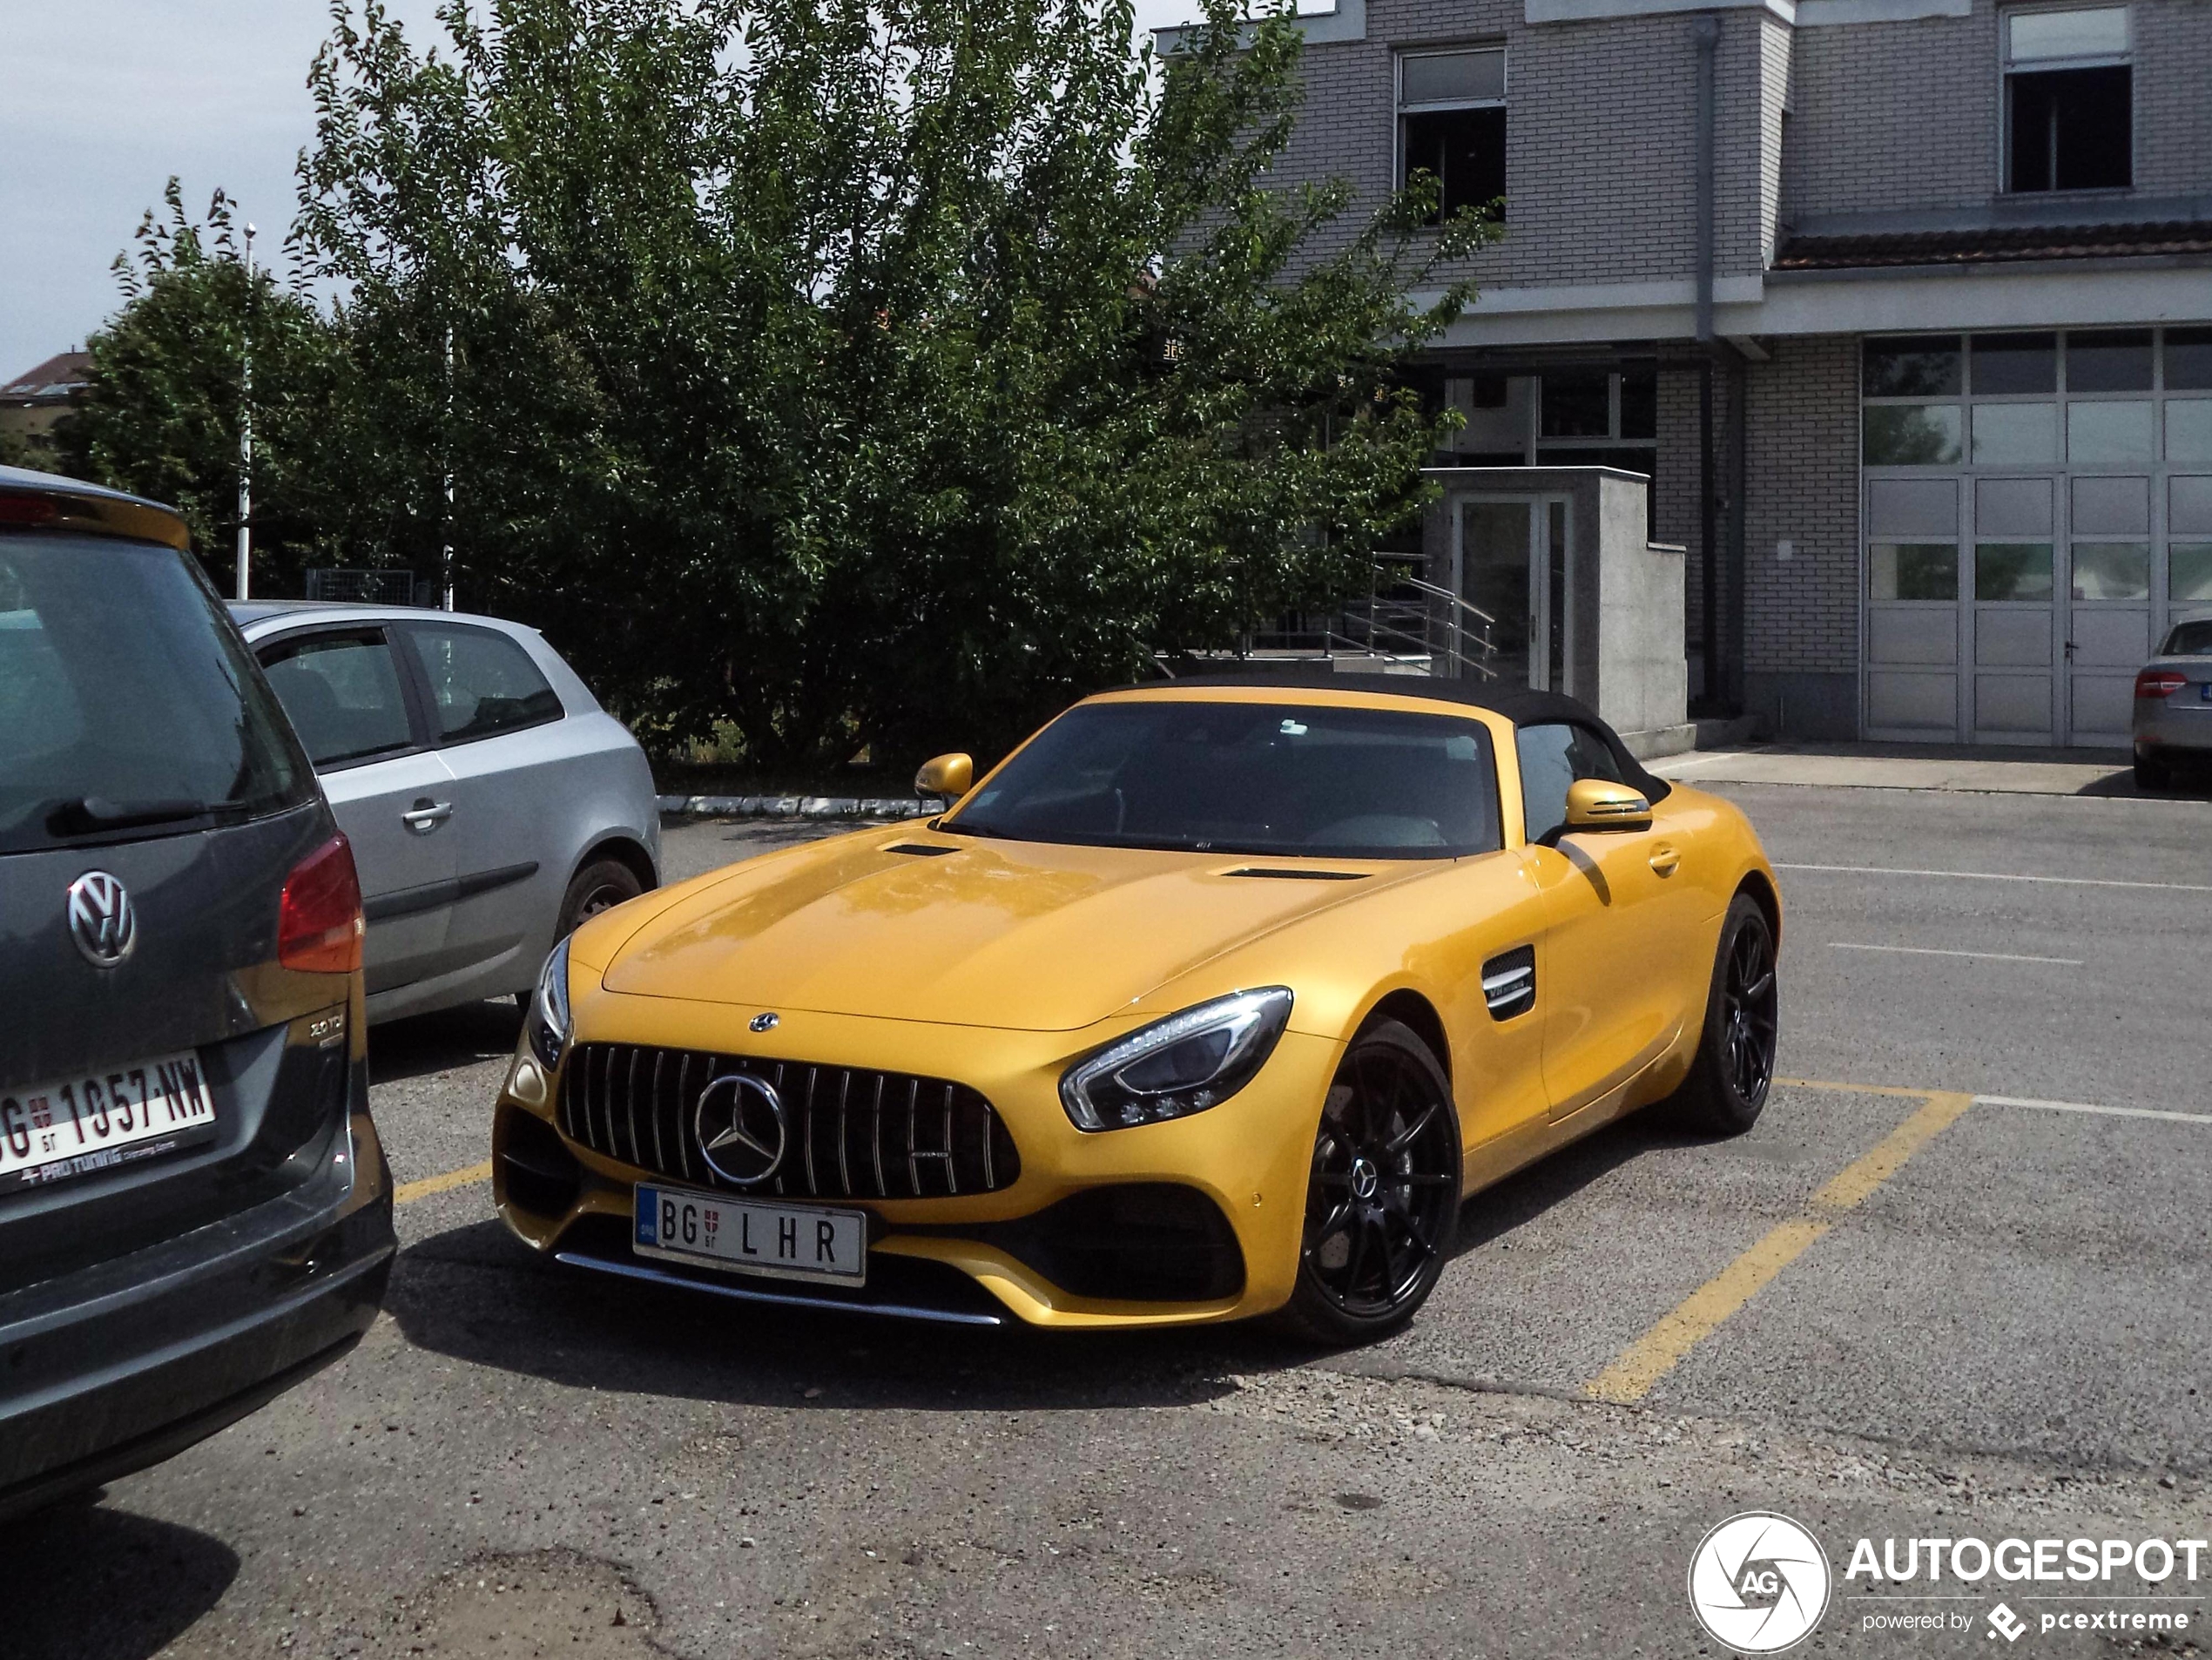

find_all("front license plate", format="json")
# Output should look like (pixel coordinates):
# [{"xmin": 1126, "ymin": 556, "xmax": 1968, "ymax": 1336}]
[
  {"xmin": 0, "ymin": 1050, "xmax": 218, "ymax": 1193},
  {"xmin": 634, "ymin": 1184, "xmax": 867, "ymax": 1286}
]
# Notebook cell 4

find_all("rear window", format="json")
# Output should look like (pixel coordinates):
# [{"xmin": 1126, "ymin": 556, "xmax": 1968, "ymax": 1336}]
[
  {"xmin": 402, "ymin": 623, "xmax": 563, "ymax": 743},
  {"xmin": 0, "ymin": 535, "xmax": 311, "ymax": 855},
  {"xmin": 2162, "ymin": 620, "xmax": 2212, "ymax": 657}
]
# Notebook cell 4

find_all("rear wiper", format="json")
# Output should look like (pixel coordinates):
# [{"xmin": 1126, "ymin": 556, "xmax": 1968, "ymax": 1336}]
[{"xmin": 44, "ymin": 796, "xmax": 213, "ymax": 836}]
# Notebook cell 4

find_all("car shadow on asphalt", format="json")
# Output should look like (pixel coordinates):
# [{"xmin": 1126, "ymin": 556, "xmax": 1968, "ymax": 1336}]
[
  {"xmin": 2075, "ymin": 768, "xmax": 2212, "ymax": 800},
  {"xmin": 386, "ymin": 1107, "xmax": 1709, "ymax": 1411},
  {"xmin": 3, "ymin": 1495, "xmax": 239, "ymax": 1660},
  {"xmin": 1447, "ymin": 1106, "xmax": 1708, "ymax": 1257},
  {"xmin": 388, "ymin": 1216, "xmax": 1290, "ymax": 1411},
  {"xmin": 368, "ymin": 998, "xmax": 525, "ymax": 1087}
]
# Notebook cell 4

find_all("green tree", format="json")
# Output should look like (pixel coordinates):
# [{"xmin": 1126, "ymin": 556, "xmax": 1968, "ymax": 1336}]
[
  {"xmin": 57, "ymin": 183, "xmax": 356, "ymax": 596},
  {"xmin": 297, "ymin": 0, "xmax": 1492, "ymax": 765}
]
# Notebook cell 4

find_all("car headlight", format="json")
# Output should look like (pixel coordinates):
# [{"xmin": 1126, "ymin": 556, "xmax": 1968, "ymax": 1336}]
[
  {"xmin": 1059, "ymin": 988, "xmax": 1294, "ymax": 1131},
  {"xmin": 529, "ymin": 937, "xmax": 573, "ymax": 1070}
]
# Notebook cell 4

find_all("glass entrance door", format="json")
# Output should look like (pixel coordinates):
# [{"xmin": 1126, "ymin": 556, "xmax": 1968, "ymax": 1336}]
[{"xmin": 1456, "ymin": 496, "xmax": 1569, "ymax": 691}]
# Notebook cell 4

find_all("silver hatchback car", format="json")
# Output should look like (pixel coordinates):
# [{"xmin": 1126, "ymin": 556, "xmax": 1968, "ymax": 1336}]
[
  {"xmin": 2133, "ymin": 609, "xmax": 2212, "ymax": 789},
  {"xmin": 229, "ymin": 603, "xmax": 660, "ymax": 1022}
]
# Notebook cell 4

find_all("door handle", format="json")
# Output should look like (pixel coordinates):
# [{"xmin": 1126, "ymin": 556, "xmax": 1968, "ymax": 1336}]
[
  {"xmin": 402, "ymin": 799, "xmax": 453, "ymax": 833},
  {"xmin": 1649, "ymin": 843, "xmax": 1680, "ymax": 876}
]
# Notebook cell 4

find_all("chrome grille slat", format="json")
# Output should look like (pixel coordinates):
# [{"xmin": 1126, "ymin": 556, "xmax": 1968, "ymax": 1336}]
[
  {"xmin": 871, "ymin": 1075, "xmax": 887, "ymax": 1196},
  {"xmin": 801, "ymin": 1065, "xmax": 820, "ymax": 1195},
  {"xmin": 556, "ymin": 1044, "xmax": 1015, "ymax": 1200},
  {"xmin": 941, "ymin": 1084, "xmax": 956, "ymax": 1198},
  {"xmin": 624, "ymin": 1048, "xmax": 645, "ymax": 1168},
  {"xmin": 674, "ymin": 1052, "xmax": 695, "ymax": 1182},
  {"xmin": 649, "ymin": 1051, "xmax": 667, "ymax": 1172},
  {"xmin": 906, "ymin": 1078, "xmax": 921, "ymax": 1198},
  {"xmin": 835, "ymin": 1072, "xmax": 853, "ymax": 1198}
]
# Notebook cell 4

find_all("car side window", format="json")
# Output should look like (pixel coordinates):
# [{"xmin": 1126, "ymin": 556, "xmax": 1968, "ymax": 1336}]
[
  {"xmin": 403, "ymin": 624, "xmax": 563, "ymax": 744},
  {"xmin": 1515, "ymin": 720, "xmax": 1625, "ymax": 845},
  {"xmin": 259, "ymin": 630, "xmax": 416, "ymax": 770}
]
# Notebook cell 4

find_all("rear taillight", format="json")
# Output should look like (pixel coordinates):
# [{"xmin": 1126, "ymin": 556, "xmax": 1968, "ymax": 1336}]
[
  {"xmin": 2135, "ymin": 670, "xmax": 2188, "ymax": 700},
  {"xmin": 280, "ymin": 834, "xmax": 365, "ymax": 974},
  {"xmin": 0, "ymin": 491, "xmax": 60, "ymax": 528}
]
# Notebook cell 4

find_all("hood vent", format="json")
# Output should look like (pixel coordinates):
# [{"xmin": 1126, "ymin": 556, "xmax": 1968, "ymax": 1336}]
[
  {"xmin": 1221, "ymin": 867, "xmax": 1366, "ymax": 881},
  {"xmin": 884, "ymin": 843, "xmax": 959, "ymax": 857}
]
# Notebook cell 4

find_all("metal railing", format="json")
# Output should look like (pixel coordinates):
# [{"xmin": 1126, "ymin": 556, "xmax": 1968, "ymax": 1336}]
[{"xmin": 1240, "ymin": 564, "xmax": 1501, "ymax": 681}]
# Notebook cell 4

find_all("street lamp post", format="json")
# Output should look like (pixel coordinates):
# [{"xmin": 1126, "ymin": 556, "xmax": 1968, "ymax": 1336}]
[{"xmin": 236, "ymin": 222, "xmax": 255, "ymax": 603}]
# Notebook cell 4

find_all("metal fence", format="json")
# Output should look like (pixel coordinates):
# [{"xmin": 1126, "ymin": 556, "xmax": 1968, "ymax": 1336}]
[{"xmin": 303, "ymin": 568, "xmax": 435, "ymax": 607}]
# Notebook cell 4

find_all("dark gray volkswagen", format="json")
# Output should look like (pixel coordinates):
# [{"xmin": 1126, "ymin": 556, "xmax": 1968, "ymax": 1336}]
[{"xmin": 0, "ymin": 465, "xmax": 394, "ymax": 1520}]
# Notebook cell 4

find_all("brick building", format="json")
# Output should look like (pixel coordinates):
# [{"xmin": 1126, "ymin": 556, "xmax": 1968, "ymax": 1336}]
[{"xmin": 1166, "ymin": 0, "xmax": 2212, "ymax": 743}]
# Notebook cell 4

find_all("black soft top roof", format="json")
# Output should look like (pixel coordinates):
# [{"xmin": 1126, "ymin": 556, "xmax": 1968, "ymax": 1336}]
[{"xmin": 1121, "ymin": 667, "xmax": 1669, "ymax": 799}]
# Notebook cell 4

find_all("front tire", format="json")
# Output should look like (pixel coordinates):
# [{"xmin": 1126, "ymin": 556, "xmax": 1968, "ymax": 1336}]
[
  {"xmin": 1668, "ymin": 893, "xmax": 1779, "ymax": 1136},
  {"xmin": 1278, "ymin": 1020, "xmax": 1461, "ymax": 1346}
]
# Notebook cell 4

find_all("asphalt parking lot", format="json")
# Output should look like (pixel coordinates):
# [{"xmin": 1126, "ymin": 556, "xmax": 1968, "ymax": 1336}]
[{"xmin": 17, "ymin": 786, "xmax": 2212, "ymax": 1659}]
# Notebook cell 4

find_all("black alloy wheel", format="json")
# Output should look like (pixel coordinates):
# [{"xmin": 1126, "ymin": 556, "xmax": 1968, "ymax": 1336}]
[
  {"xmin": 1280, "ymin": 1019, "xmax": 1460, "ymax": 1345},
  {"xmin": 1669, "ymin": 892, "xmax": 1779, "ymax": 1135}
]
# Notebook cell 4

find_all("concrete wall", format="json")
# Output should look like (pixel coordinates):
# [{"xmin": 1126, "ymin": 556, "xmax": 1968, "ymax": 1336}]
[
  {"xmin": 1420, "ymin": 466, "xmax": 1688, "ymax": 746},
  {"xmin": 1595, "ymin": 476, "xmax": 1690, "ymax": 745}
]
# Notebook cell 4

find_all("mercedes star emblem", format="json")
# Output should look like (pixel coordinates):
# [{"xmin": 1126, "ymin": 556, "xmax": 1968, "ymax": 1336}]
[
  {"xmin": 67, "ymin": 871, "xmax": 138, "ymax": 968},
  {"xmin": 693, "ymin": 1072, "xmax": 788, "ymax": 1186}
]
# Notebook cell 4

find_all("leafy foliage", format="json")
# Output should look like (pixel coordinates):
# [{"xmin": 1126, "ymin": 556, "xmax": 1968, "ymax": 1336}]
[
  {"xmin": 57, "ymin": 184, "xmax": 354, "ymax": 596},
  {"xmin": 74, "ymin": 0, "xmax": 1492, "ymax": 766}
]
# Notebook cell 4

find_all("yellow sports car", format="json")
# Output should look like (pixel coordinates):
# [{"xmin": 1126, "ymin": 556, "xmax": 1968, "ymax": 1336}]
[{"xmin": 491, "ymin": 673, "xmax": 1780, "ymax": 1342}]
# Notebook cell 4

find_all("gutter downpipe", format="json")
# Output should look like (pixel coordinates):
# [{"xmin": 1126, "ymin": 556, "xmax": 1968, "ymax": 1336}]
[{"xmin": 1692, "ymin": 13, "xmax": 1721, "ymax": 712}]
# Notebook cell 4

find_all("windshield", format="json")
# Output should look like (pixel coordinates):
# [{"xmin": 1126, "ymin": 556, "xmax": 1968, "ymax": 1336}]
[
  {"xmin": 943, "ymin": 699, "xmax": 1503, "ymax": 860},
  {"xmin": 2161, "ymin": 620, "xmax": 2212, "ymax": 657},
  {"xmin": 0, "ymin": 533, "xmax": 313, "ymax": 856}
]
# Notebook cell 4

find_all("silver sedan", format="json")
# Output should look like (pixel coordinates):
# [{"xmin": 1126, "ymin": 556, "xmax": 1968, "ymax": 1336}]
[
  {"xmin": 230, "ymin": 602, "xmax": 660, "ymax": 1022},
  {"xmin": 2133, "ymin": 608, "xmax": 2212, "ymax": 790}
]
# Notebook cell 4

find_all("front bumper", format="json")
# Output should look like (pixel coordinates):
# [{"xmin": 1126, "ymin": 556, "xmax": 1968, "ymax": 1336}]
[
  {"xmin": 492, "ymin": 995, "xmax": 1345, "ymax": 1328},
  {"xmin": 0, "ymin": 1103, "xmax": 395, "ymax": 1521}
]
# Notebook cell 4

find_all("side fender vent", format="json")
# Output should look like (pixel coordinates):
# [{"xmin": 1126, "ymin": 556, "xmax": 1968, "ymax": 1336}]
[{"xmin": 1480, "ymin": 946, "xmax": 1536, "ymax": 1022}]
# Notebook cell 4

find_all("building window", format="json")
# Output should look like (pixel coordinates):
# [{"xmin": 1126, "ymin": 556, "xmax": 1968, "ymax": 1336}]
[
  {"xmin": 1399, "ymin": 48, "xmax": 1506, "ymax": 224},
  {"xmin": 2003, "ymin": 6, "xmax": 2131, "ymax": 193}
]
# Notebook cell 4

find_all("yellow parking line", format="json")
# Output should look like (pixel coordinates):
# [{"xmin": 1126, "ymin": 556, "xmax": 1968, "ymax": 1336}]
[
  {"xmin": 1583, "ymin": 1089, "xmax": 1974, "ymax": 1404},
  {"xmin": 394, "ymin": 1160, "xmax": 494, "ymax": 1205}
]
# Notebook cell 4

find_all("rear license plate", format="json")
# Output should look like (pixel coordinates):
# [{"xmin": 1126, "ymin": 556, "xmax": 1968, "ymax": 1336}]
[
  {"xmin": 2200, "ymin": 682, "xmax": 2211, "ymax": 702},
  {"xmin": 634, "ymin": 1183, "xmax": 867, "ymax": 1285},
  {"xmin": 0, "ymin": 1050, "xmax": 217, "ymax": 1192}
]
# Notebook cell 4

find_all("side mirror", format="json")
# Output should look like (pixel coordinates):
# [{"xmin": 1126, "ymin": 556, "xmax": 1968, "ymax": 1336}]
[
  {"xmin": 914, "ymin": 752, "xmax": 974, "ymax": 801},
  {"xmin": 1561, "ymin": 778, "xmax": 1652, "ymax": 834}
]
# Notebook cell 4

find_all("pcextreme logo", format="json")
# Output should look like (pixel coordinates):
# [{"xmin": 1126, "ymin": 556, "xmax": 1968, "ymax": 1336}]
[{"xmin": 1688, "ymin": 1511, "xmax": 1834, "ymax": 1653}]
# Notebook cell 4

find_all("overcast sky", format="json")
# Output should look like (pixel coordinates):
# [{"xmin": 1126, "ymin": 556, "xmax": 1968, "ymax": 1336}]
[{"xmin": 0, "ymin": 0, "xmax": 1197, "ymax": 379}]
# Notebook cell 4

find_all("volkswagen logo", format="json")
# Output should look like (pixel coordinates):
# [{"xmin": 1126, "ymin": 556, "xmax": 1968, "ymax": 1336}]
[
  {"xmin": 67, "ymin": 871, "xmax": 138, "ymax": 969},
  {"xmin": 693, "ymin": 1072, "xmax": 787, "ymax": 1186}
]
